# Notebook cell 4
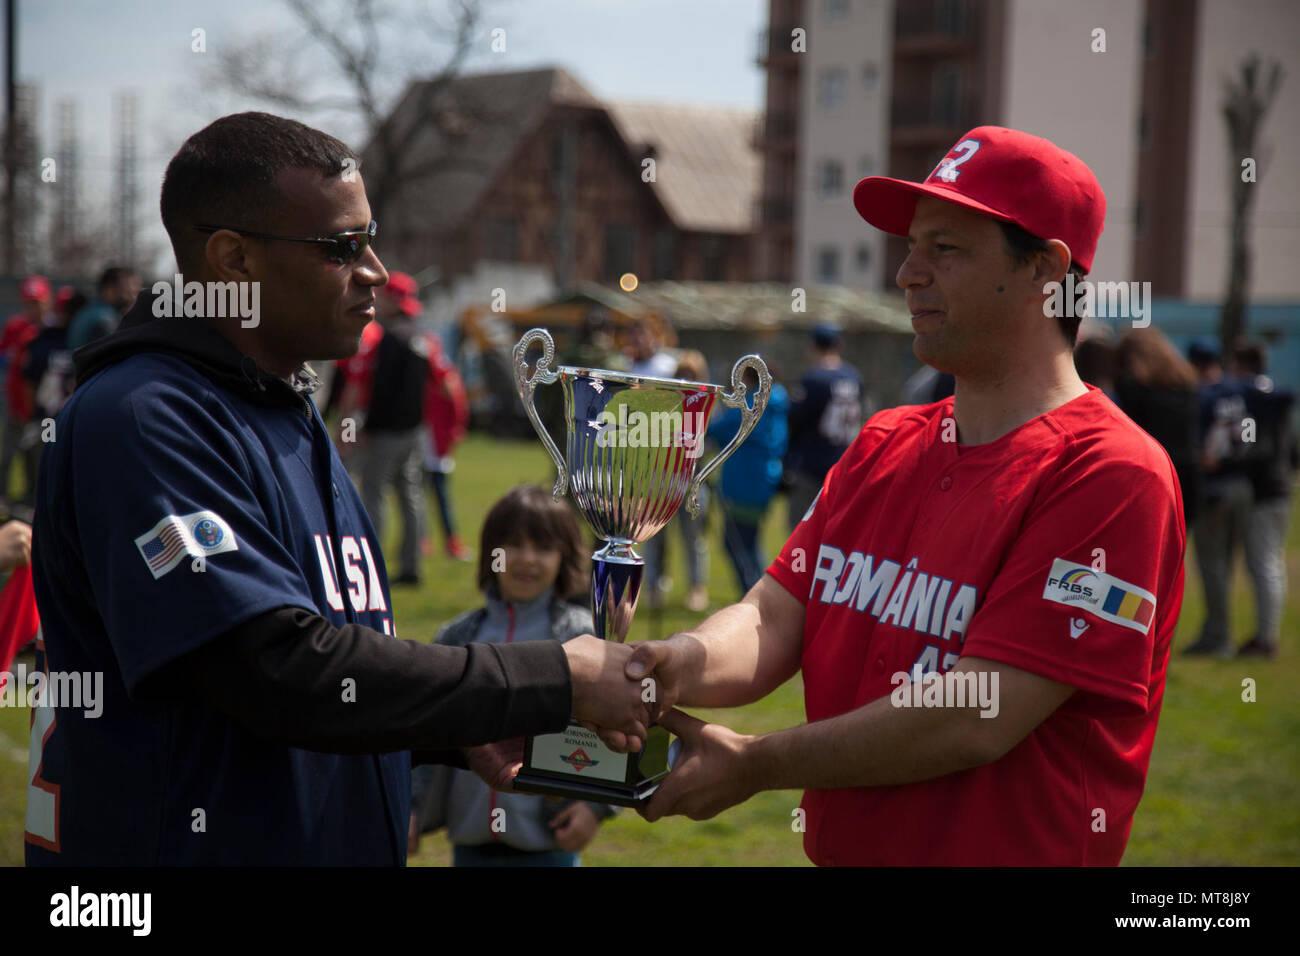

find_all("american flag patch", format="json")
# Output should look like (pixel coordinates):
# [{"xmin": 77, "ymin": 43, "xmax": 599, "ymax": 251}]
[{"xmin": 134, "ymin": 511, "xmax": 238, "ymax": 579}]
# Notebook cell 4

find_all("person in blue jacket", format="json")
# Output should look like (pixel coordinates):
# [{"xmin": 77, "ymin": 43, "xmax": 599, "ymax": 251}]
[{"xmin": 707, "ymin": 364, "xmax": 790, "ymax": 597}]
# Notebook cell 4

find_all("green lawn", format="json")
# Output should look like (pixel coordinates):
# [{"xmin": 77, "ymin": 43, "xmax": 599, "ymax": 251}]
[{"xmin": 1, "ymin": 431, "xmax": 1296, "ymax": 866}]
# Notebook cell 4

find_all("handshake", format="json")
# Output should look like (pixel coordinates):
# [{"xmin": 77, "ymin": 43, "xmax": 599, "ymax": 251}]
[
  {"xmin": 562, "ymin": 634, "xmax": 687, "ymax": 755},
  {"xmin": 463, "ymin": 631, "xmax": 764, "ymax": 824}
]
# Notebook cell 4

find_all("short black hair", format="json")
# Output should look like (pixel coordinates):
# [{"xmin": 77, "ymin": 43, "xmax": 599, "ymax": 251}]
[
  {"xmin": 998, "ymin": 220, "xmax": 1087, "ymax": 347},
  {"xmin": 160, "ymin": 112, "xmax": 356, "ymax": 271},
  {"xmin": 98, "ymin": 265, "xmax": 137, "ymax": 290}
]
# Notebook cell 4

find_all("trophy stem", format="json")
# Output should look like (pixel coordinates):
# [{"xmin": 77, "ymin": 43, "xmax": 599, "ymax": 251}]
[{"xmin": 592, "ymin": 539, "xmax": 643, "ymax": 643}]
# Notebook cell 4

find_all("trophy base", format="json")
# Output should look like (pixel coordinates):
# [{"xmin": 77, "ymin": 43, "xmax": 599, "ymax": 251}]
[
  {"xmin": 512, "ymin": 770, "xmax": 667, "ymax": 808},
  {"xmin": 513, "ymin": 722, "xmax": 672, "ymax": 808}
]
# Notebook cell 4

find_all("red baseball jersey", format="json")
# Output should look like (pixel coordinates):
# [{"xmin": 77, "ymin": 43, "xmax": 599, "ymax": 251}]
[{"xmin": 768, "ymin": 385, "xmax": 1185, "ymax": 865}]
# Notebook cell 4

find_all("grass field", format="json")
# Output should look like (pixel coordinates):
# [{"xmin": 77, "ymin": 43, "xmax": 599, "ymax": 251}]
[{"xmin": 1, "ymin": 431, "xmax": 1297, "ymax": 866}]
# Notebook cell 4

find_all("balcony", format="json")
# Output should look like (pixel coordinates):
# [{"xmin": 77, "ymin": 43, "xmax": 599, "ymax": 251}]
[
  {"xmin": 752, "ymin": 110, "xmax": 798, "ymax": 150},
  {"xmin": 890, "ymin": 92, "xmax": 985, "ymax": 147},
  {"xmin": 895, "ymin": 0, "xmax": 980, "ymax": 57},
  {"xmin": 758, "ymin": 197, "xmax": 794, "ymax": 226}
]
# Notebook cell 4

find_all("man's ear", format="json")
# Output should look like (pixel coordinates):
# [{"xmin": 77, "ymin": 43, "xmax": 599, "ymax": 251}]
[
  {"xmin": 203, "ymin": 230, "xmax": 256, "ymax": 282},
  {"xmin": 1033, "ymin": 239, "xmax": 1073, "ymax": 287}
]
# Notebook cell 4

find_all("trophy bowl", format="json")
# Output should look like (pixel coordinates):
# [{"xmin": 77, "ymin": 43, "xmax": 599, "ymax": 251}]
[{"xmin": 510, "ymin": 327, "xmax": 770, "ymax": 806}]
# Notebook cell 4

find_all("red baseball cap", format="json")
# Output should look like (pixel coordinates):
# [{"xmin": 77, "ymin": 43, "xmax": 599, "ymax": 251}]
[
  {"xmin": 383, "ymin": 271, "xmax": 423, "ymax": 316},
  {"xmin": 384, "ymin": 271, "xmax": 418, "ymax": 299},
  {"xmin": 853, "ymin": 126, "xmax": 1106, "ymax": 273},
  {"xmin": 20, "ymin": 274, "xmax": 51, "ymax": 302}
]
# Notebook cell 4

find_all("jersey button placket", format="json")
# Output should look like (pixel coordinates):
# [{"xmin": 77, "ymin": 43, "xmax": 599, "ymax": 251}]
[{"xmin": 939, "ymin": 475, "xmax": 953, "ymax": 491}]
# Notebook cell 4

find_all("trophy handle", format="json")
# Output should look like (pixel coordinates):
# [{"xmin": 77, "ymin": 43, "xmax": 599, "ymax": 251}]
[
  {"xmin": 685, "ymin": 354, "xmax": 771, "ymax": 516},
  {"xmin": 513, "ymin": 327, "xmax": 569, "ymax": 499}
]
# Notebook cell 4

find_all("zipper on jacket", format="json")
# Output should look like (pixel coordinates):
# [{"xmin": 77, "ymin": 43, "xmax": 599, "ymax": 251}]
[{"xmin": 489, "ymin": 602, "xmax": 518, "ymax": 843}]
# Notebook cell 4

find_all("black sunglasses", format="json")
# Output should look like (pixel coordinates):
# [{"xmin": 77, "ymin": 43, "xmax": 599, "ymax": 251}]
[{"xmin": 194, "ymin": 220, "xmax": 378, "ymax": 265}]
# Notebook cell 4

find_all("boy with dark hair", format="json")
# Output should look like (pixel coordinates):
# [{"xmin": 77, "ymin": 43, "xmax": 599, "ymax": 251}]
[{"xmin": 412, "ymin": 485, "xmax": 617, "ymax": 866}]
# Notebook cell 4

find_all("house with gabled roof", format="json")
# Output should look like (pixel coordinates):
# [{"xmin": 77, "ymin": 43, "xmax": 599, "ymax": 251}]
[{"xmin": 369, "ymin": 67, "xmax": 760, "ymax": 287}]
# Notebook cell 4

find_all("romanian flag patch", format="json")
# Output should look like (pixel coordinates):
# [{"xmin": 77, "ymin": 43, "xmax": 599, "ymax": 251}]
[{"xmin": 1042, "ymin": 557, "xmax": 1157, "ymax": 635}]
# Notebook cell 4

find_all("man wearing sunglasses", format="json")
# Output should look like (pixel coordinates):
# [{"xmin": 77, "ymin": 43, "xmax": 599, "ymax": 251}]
[{"xmin": 27, "ymin": 111, "xmax": 661, "ymax": 865}]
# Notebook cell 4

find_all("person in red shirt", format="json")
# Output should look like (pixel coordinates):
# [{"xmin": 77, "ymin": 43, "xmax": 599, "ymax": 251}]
[
  {"xmin": 625, "ymin": 127, "xmax": 1185, "ymax": 866},
  {"xmin": 0, "ymin": 516, "xmax": 36, "ymax": 676},
  {"xmin": 0, "ymin": 275, "xmax": 51, "ymax": 504},
  {"xmin": 420, "ymin": 329, "xmax": 470, "ymax": 560}
]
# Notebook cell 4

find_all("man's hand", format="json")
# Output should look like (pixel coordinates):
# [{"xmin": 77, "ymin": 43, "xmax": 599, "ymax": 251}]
[
  {"xmin": 549, "ymin": 801, "xmax": 600, "ymax": 852},
  {"xmin": 464, "ymin": 738, "xmax": 524, "ymax": 792},
  {"xmin": 0, "ymin": 520, "xmax": 32, "ymax": 573},
  {"xmin": 640, "ymin": 709, "xmax": 758, "ymax": 823},
  {"xmin": 564, "ymin": 636, "xmax": 650, "ymax": 753},
  {"xmin": 624, "ymin": 635, "xmax": 698, "ymax": 721}
]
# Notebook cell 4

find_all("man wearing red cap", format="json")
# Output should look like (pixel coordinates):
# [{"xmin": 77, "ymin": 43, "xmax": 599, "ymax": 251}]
[
  {"xmin": 0, "ymin": 275, "xmax": 51, "ymax": 505},
  {"xmin": 628, "ymin": 127, "xmax": 1186, "ymax": 865},
  {"xmin": 359, "ymin": 271, "xmax": 433, "ymax": 585}
]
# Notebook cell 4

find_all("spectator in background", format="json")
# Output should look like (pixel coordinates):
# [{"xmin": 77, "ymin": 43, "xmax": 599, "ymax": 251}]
[
  {"xmin": 0, "ymin": 514, "xmax": 37, "ymax": 677},
  {"xmin": 361, "ymin": 272, "xmax": 429, "ymax": 585},
  {"xmin": 708, "ymin": 362, "xmax": 789, "ymax": 597},
  {"xmin": 0, "ymin": 514, "xmax": 31, "ymax": 574},
  {"xmin": 1184, "ymin": 339, "xmax": 1254, "ymax": 657},
  {"xmin": 562, "ymin": 308, "xmax": 625, "ymax": 373},
  {"xmin": 784, "ymin": 323, "xmax": 864, "ymax": 531},
  {"xmin": 324, "ymin": 317, "xmax": 383, "ymax": 475},
  {"xmin": 644, "ymin": 350, "xmax": 711, "ymax": 613},
  {"xmin": 421, "ymin": 330, "xmax": 471, "ymax": 561},
  {"xmin": 1074, "ymin": 335, "xmax": 1119, "ymax": 401},
  {"xmin": 409, "ymin": 485, "xmax": 616, "ymax": 866},
  {"xmin": 1232, "ymin": 341, "xmax": 1294, "ymax": 659},
  {"xmin": 1113, "ymin": 328, "xmax": 1202, "ymax": 526},
  {"xmin": 67, "ymin": 266, "xmax": 140, "ymax": 351},
  {"xmin": 25, "ymin": 289, "xmax": 87, "ymax": 410},
  {"xmin": 0, "ymin": 512, "xmax": 36, "ymax": 676},
  {"xmin": 623, "ymin": 319, "xmax": 677, "ymax": 379},
  {"xmin": 0, "ymin": 275, "xmax": 51, "ymax": 505},
  {"xmin": 18, "ymin": 290, "xmax": 87, "ymax": 506}
]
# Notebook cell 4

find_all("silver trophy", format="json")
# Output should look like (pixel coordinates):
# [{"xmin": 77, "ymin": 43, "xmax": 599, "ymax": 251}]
[{"xmin": 511, "ymin": 326, "xmax": 771, "ymax": 806}]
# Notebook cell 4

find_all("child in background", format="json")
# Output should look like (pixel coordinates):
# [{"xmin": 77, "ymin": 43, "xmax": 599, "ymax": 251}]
[{"xmin": 409, "ymin": 484, "xmax": 617, "ymax": 866}]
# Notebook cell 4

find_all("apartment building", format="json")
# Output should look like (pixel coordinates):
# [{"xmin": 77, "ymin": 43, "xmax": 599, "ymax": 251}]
[{"xmin": 759, "ymin": 0, "xmax": 1299, "ymax": 300}]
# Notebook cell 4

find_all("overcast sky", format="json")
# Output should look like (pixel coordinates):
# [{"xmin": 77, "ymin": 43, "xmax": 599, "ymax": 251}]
[{"xmin": 15, "ymin": 0, "xmax": 766, "ymax": 273}]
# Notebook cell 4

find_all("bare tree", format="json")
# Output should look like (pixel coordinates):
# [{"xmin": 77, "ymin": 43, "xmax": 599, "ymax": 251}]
[
  {"xmin": 1220, "ymin": 54, "xmax": 1284, "ymax": 353},
  {"xmin": 202, "ymin": 0, "xmax": 491, "ymax": 227}
]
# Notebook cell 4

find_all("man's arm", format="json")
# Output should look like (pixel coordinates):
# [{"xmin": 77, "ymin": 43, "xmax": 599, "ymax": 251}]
[
  {"xmin": 626, "ymin": 573, "xmax": 805, "ymax": 716},
  {"xmin": 148, "ymin": 605, "xmax": 653, "ymax": 755},
  {"xmin": 641, "ymin": 656, "xmax": 1075, "ymax": 821}
]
